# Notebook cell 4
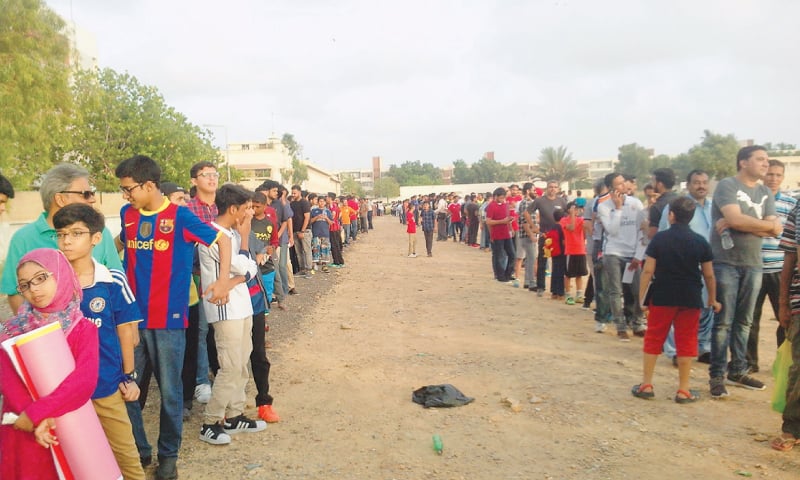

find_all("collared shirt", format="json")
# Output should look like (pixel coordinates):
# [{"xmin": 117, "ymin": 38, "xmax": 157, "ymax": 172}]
[
  {"xmin": 420, "ymin": 209, "xmax": 435, "ymax": 232},
  {"xmin": 762, "ymin": 191, "xmax": 797, "ymax": 273},
  {"xmin": 646, "ymin": 224, "xmax": 712, "ymax": 308},
  {"xmin": 658, "ymin": 195, "xmax": 713, "ymax": 240},
  {"xmin": 517, "ymin": 197, "xmax": 535, "ymax": 238},
  {"xmin": 187, "ymin": 197, "xmax": 218, "ymax": 224},
  {"xmin": 0, "ymin": 212, "xmax": 122, "ymax": 295}
]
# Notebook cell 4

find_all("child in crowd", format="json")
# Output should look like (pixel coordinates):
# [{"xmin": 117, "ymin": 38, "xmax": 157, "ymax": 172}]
[
  {"xmin": 560, "ymin": 201, "xmax": 588, "ymax": 305},
  {"xmin": 0, "ymin": 249, "xmax": 100, "ymax": 479},
  {"xmin": 310, "ymin": 196, "xmax": 333, "ymax": 272},
  {"xmin": 406, "ymin": 202, "xmax": 418, "ymax": 258},
  {"xmin": 251, "ymin": 191, "xmax": 280, "ymax": 309},
  {"xmin": 632, "ymin": 197, "xmax": 720, "ymax": 403},
  {"xmin": 420, "ymin": 201, "xmax": 436, "ymax": 257},
  {"xmin": 545, "ymin": 210, "xmax": 567, "ymax": 300},
  {"xmin": 53, "ymin": 204, "xmax": 146, "ymax": 479},
  {"xmin": 340, "ymin": 199, "xmax": 355, "ymax": 246},
  {"xmin": 327, "ymin": 193, "xmax": 345, "ymax": 267},
  {"xmin": 197, "ymin": 184, "xmax": 265, "ymax": 445}
]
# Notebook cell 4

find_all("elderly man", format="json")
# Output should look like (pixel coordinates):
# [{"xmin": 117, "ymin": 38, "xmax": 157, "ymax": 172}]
[{"xmin": 1, "ymin": 163, "xmax": 121, "ymax": 311}]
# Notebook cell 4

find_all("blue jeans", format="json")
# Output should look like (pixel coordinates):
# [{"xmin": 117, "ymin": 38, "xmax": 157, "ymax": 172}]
[
  {"xmin": 602, "ymin": 254, "xmax": 644, "ymax": 332},
  {"xmin": 491, "ymin": 238, "xmax": 516, "ymax": 281},
  {"xmin": 277, "ymin": 244, "xmax": 290, "ymax": 296},
  {"xmin": 710, "ymin": 263, "xmax": 762, "ymax": 378},
  {"xmin": 663, "ymin": 307, "xmax": 714, "ymax": 357},
  {"xmin": 126, "ymin": 329, "xmax": 186, "ymax": 459},
  {"xmin": 195, "ymin": 307, "xmax": 210, "ymax": 386},
  {"xmin": 521, "ymin": 236, "xmax": 537, "ymax": 289},
  {"xmin": 481, "ymin": 223, "xmax": 491, "ymax": 249},
  {"xmin": 592, "ymin": 241, "xmax": 610, "ymax": 323}
]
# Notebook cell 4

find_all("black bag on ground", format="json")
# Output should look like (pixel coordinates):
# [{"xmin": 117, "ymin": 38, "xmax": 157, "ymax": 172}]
[{"xmin": 412, "ymin": 384, "xmax": 474, "ymax": 408}]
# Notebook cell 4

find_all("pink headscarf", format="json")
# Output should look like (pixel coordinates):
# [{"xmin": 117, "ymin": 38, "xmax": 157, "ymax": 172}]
[{"xmin": 0, "ymin": 248, "xmax": 84, "ymax": 341}]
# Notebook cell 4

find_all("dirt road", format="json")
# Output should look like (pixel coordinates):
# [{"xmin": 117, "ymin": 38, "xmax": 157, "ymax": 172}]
[{"xmin": 137, "ymin": 215, "xmax": 799, "ymax": 479}]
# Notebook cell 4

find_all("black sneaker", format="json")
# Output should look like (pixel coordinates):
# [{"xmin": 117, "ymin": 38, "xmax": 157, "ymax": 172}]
[
  {"xmin": 726, "ymin": 373, "xmax": 766, "ymax": 391},
  {"xmin": 223, "ymin": 414, "xmax": 267, "ymax": 434},
  {"xmin": 155, "ymin": 455, "xmax": 178, "ymax": 480},
  {"xmin": 697, "ymin": 352, "xmax": 711, "ymax": 364},
  {"xmin": 617, "ymin": 331, "xmax": 631, "ymax": 342},
  {"xmin": 199, "ymin": 423, "xmax": 232, "ymax": 445},
  {"xmin": 709, "ymin": 376, "xmax": 729, "ymax": 399}
]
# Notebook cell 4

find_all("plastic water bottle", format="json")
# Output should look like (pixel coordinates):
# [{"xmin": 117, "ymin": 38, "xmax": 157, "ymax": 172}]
[
  {"xmin": 432, "ymin": 434, "xmax": 443, "ymax": 455},
  {"xmin": 721, "ymin": 229, "xmax": 734, "ymax": 250}
]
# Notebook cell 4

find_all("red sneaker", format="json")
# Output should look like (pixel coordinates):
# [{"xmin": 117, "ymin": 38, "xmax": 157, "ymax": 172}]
[{"xmin": 258, "ymin": 404, "xmax": 280, "ymax": 423}]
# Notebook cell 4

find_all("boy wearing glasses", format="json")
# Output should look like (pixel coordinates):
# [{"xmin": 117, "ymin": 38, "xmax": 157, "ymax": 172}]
[
  {"xmin": 115, "ymin": 155, "xmax": 232, "ymax": 480},
  {"xmin": 53, "ymin": 203, "xmax": 146, "ymax": 480},
  {"xmin": 1, "ymin": 163, "xmax": 122, "ymax": 312}
]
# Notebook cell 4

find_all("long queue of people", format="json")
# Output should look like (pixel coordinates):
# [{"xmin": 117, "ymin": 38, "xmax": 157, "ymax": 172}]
[
  {"xmin": 394, "ymin": 145, "xmax": 800, "ymax": 453},
  {"xmin": 0, "ymin": 157, "xmax": 367, "ymax": 479}
]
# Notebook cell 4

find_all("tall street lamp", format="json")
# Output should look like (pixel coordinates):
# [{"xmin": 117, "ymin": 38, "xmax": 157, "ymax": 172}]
[{"xmin": 202, "ymin": 124, "xmax": 231, "ymax": 182}]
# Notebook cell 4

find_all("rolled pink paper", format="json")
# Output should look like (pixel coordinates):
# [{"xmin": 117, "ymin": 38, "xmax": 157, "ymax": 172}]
[{"xmin": 3, "ymin": 322, "xmax": 122, "ymax": 480}]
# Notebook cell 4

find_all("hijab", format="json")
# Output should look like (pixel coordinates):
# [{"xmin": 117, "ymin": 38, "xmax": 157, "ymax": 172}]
[{"xmin": 0, "ymin": 248, "xmax": 84, "ymax": 341}]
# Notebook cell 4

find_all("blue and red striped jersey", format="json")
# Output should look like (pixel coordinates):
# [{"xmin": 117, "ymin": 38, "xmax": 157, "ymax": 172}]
[{"xmin": 120, "ymin": 199, "xmax": 221, "ymax": 329}]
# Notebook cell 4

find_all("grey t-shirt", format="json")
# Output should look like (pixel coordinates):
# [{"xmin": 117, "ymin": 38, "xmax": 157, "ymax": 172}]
[
  {"xmin": 710, "ymin": 177, "xmax": 776, "ymax": 267},
  {"xmin": 532, "ymin": 195, "xmax": 568, "ymax": 232}
]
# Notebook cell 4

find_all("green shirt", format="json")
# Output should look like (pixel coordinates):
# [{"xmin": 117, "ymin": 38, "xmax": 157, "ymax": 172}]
[{"xmin": 1, "ymin": 212, "xmax": 123, "ymax": 295}]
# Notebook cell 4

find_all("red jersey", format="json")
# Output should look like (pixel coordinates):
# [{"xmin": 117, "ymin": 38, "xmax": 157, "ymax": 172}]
[
  {"xmin": 560, "ymin": 216, "xmax": 586, "ymax": 255},
  {"xmin": 329, "ymin": 202, "xmax": 341, "ymax": 232},
  {"xmin": 406, "ymin": 211, "xmax": 417, "ymax": 234},
  {"xmin": 485, "ymin": 201, "xmax": 512, "ymax": 240},
  {"xmin": 447, "ymin": 202, "xmax": 462, "ymax": 222}
]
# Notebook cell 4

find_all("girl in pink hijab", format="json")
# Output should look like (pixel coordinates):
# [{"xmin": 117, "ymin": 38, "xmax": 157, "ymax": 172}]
[{"xmin": 0, "ymin": 248, "xmax": 99, "ymax": 479}]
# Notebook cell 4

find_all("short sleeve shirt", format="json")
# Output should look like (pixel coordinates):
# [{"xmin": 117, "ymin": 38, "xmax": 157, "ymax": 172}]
[
  {"xmin": 778, "ymin": 202, "xmax": 800, "ymax": 314},
  {"xmin": 533, "ymin": 196, "xmax": 568, "ymax": 233},
  {"xmin": 645, "ymin": 224, "xmax": 713, "ymax": 308},
  {"xmin": 485, "ymin": 201, "xmax": 511, "ymax": 240}
]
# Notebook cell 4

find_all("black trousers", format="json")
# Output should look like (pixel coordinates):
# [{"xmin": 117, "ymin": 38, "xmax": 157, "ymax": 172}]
[
  {"xmin": 424, "ymin": 230, "xmax": 434, "ymax": 255},
  {"xmin": 250, "ymin": 312, "xmax": 274, "ymax": 406},
  {"xmin": 749, "ymin": 271, "xmax": 781, "ymax": 367},
  {"xmin": 330, "ymin": 229, "xmax": 345, "ymax": 265},
  {"xmin": 180, "ymin": 303, "xmax": 200, "ymax": 408}
]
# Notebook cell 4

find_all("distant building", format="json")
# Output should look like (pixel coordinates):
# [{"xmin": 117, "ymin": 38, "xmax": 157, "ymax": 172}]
[
  {"xmin": 581, "ymin": 158, "xmax": 618, "ymax": 181},
  {"xmin": 225, "ymin": 134, "xmax": 340, "ymax": 194},
  {"xmin": 337, "ymin": 156, "xmax": 389, "ymax": 192}
]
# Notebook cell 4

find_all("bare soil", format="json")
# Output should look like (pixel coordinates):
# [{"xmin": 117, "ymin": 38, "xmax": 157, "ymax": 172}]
[{"xmin": 9, "ymin": 214, "xmax": 800, "ymax": 479}]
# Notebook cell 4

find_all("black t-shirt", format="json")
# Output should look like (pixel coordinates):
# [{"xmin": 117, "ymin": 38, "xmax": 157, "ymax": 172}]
[
  {"xmin": 645, "ymin": 224, "xmax": 712, "ymax": 308},
  {"xmin": 649, "ymin": 191, "xmax": 678, "ymax": 228},
  {"xmin": 290, "ymin": 199, "xmax": 311, "ymax": 232}
]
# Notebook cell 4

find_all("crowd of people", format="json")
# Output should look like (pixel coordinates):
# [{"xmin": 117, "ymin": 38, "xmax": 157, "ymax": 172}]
[
  {"xmin": 394, "ymin": 145, "xmax": 800, "ymax": 452},
  {"xmin": 0, "ymin": 157, "xmax": 376, "ymax": 479}
]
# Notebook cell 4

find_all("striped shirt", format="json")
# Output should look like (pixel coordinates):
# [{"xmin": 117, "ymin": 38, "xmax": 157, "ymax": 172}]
[
  {"xmin": 778, "ymin": 199, "xmax": 800, "ymax": 313},
  {"xmin": 763, "ymin": 191, "xmax": 797, "ymax": 274}
]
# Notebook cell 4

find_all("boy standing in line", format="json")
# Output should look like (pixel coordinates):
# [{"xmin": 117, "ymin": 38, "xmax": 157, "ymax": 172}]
[
  {"xmin": 561, "ymin": 201, "xmax": 589, "ymax": 305},
  {"xmin": 54, "ymin": 204, "xmax": 145, "ymax": 480},
  {"xmin": 406, "ymin": 203, "xmax": 418, "ymax": 258},
  {"xmin": 198, "ymin": 184, "xmax": 266, "ymax": 445},
  {"xmin": 420, "ymin": 201, "xmax": 436, "ymax": 257},
  {"xmin": 327, "ymin": 193, "xmax": 345, "ymax": 267},
  {"xmin": 310, "ymin": 196, "xmax": 333, "ymax": 272},
  {"xmin": 115, "ymin": 155, "xmax": 232, "ymax": 480}
]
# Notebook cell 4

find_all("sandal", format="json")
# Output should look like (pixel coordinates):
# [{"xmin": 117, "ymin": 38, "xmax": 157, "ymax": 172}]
[
  {"xmin": 674, "ymin": 389, "xmax": 700, "ymax": 404},
  {"xmin": 771, "ymin": 433, "xmax": 800, "ymax": 452},
  {"xmin": 631, "ymin": 383, "xmax": 655, "ymax": 399},
  {"xmin": 565, "ymin": 297, "xmax": 576, "ymax": 305}
]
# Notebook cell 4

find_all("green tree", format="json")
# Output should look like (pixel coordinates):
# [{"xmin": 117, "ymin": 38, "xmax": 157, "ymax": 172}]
[
  {"xmin": 0, "ymin": 0, "xmax": 73, "ymax": 187},
  {"xmin": 68, "ymin": 68, "xmax": 219, "ymax": 190},
  {"xmin": 340, "ymin": 173, "xmax": 365, "ymax": 197},
  {"xmin": 290, "ymin": 157, "xmax": 308, "ymax": 186},
  {"xmin": 371, "ymin": 176, "xmax": 400, "ymax": 200},
  {"xmin": 386, "ymin": 160, "xmax": 442, "ymax": 186},
  {"xmin": 534, "ymin": 146, "xmax": 584, "ymax": 185},
  {"xmin": 615, "ymin": 143, "xmax": 654, "ymax": 182},
  {"xmin": 282, "ymin": 133, "xmax": 302, "ymax": 159},
  {"xmin": 451, "ymin": 159, "xmax": 474, "ymax": 184},
  {"xmin": 685, "ymin": 130, "xmax": 740, "ymax": 179}
]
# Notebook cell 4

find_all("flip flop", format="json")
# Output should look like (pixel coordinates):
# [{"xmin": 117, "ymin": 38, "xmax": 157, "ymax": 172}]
[
  {"xmin": 674, "ymin": 389, "xmax": 700, "ymax": 404},
  {"xmin": 631, "ymin": 383, "xmax": 655, "ymax": 399},
  {"xmin": 771, "ymin": 433, "xmax": 800, "ymax": 452}
]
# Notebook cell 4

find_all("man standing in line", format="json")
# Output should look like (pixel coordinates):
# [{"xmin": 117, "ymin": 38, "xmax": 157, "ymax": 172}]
[
  {"xmin": 647, "ymin": 168, "xmax": 679, "ymax": 240},
  {"xmin": 485, "ymin": 187, "xmax": 516, "ymax": 282},
  {"xmin": 532, "ymin": 180, "xmax": 567, "ymax": 297},
  {"xmin": 709, "ymin": 146, "xmax": 780, "ymax": 398},
  {"xmin": 747, "ymin": 160, "xmax": 796, "ymax": 372},
  {"xmin": 435, "ymin": 194, "xmax": 448, "ymax": 241},
  {"xmin": 518, "ymin": 183, "xmax": 539, "ymax": 291},
  {"xmin": 290, "ymin": 186, "xmax": 312, "ymax": 277}
]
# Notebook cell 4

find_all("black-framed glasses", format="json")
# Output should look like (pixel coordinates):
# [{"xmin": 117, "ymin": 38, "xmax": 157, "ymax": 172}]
[
  {"xmin": 119, "ymin": 183, "xmax": 144, "ymax": 195},
  {"xmin": 196, "ymin": 172, "xmax": 220, "ymax": 179},
  {"xmin": 53, "ymin": 230, "xmax": 93, "ymax": 240},
  {"xmin": 17, "ymin": 271, "xmax": 52, "ymax": 293},
  {"xmin": 60, "ymin": 189, "xmax": 96, "ymax": 200}
]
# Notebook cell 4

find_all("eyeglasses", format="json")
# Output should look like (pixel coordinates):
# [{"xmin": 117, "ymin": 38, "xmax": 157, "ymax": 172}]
[
  {"xmin": 196, "ymin": 172, "xmax": 220, "ymax": 179},
  {"xmin": 17, "ymin": 271, "xmax": 52, "ymax": 293},
  {"xmin": 119, "ymin": 183, "xmax": 144, "ymax": 195},
  {"xmin": 60, "ymin": 189, "xmax": 96, "ymax": 200},
  {"xmin": 53, "ymin": 230, "xmax": 92, "ymax": 240}
]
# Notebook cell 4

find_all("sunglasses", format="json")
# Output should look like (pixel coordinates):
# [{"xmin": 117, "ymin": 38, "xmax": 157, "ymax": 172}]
[{"xmin": 60, "ymin": 189, "xmax": 96, "ymax": 200}]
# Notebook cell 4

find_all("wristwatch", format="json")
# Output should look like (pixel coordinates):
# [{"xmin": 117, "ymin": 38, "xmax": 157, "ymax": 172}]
[{"xmin": 124, "ymin": 370, "xmax": 138, "ymax": 383}]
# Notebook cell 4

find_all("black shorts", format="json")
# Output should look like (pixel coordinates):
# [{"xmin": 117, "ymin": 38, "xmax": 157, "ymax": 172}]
[{"xmin": 565, "ymin": 254, "xmax": 588, "ymax": 278}]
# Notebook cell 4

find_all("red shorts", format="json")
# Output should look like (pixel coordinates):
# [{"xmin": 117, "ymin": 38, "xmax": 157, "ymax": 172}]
[{"xmin": 643, "ymin": 305, "xmax": 700, "ymax": 357}]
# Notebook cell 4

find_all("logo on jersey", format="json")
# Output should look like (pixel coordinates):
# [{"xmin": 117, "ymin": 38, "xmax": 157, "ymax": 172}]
[
  {"xmin": 159, "ymin": 218, "xmax": 174, "ymax": 234},
  {"xmin": 155, "ymin": 239, "xmax": 170, "ymax": 251},
  {"xmin": 89, "ymin": 297, "xmax": 106, "ymax": 313},
  {"xmin": 139, "ymin": 221, "xmax": 153, "ymax": 238}
]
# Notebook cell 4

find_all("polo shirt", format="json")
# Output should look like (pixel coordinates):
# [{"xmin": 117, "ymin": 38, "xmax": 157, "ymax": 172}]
[
  {"xmin": 1, "ymin": 212, "xmax": 123, "ymax": 295},
  {"xmin": 81, "ymin": 260, "xmax": 142, "ymax": 399},
  {"xmin": 645, "ymin": 224, "xmax": 712, "ymax": 308},
  {"xmin": 485, "ymin": 200, "xmax": 512, "ymax": 240}
]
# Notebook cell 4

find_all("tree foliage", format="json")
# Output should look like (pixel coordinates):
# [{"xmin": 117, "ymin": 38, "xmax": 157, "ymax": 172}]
[
  {"xmin": 685, "ymin": 130, "xmax": 740, "ymax": 180},
  {"xmin": 534, "ymin": 146, "xmax": 584, "ymax": 184},
  {"xmin": 451, "ymin": 157, "xmax": 521, "ymax": 184},
  {"xmin": 387, "ymin": 160, "xmax": 442, "ymax": 186},
  {"xmin": 615, "ymin": 143, "xmax": 654, "ymax": 183},
  {"xmin": 371, "ymin": 176, "xmax": 400, "ymax": 199},
  {"xmin": 340, "ymin": 173, "xmax": 365, "ymax": 197},
  {"xmin": 0, "ymin": 0, "xmax": 73, "ymax": 187},
  {"xmin": 67, "ymin": 68, "xmax": 219, "ymax": 190}
]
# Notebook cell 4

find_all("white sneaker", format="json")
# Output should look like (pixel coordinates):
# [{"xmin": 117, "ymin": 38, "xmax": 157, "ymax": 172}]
[
  {"xmin": 594, "ymin": 322, "xmax": 607, "ymax": 333},
  {"xmin": 194, "ymin": 383, "xmax": 212, "ymax": 404},
  {"xmin": 408, "ymin": 253, "xmax": 417, "ymax": 258}
]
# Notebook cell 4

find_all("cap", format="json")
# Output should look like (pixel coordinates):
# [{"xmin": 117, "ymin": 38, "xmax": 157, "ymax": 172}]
[{"xmin": 161, "ymin": 182, "xmax": 185, "ymax": 197}]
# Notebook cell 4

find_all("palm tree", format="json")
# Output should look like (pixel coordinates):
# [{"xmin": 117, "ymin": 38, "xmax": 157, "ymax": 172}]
[{"xmin": 534, "ymin": 146, "xmax": 585, "ymax": 184}]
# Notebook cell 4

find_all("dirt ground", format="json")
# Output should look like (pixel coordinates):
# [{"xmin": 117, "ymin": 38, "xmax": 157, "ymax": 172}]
[{"xmin": 6, "ymin": 214, "xmax": 800, "ymax": 479}]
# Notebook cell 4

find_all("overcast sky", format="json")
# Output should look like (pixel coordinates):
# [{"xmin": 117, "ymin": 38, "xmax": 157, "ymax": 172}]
[{"xmin": 45, "ymin": 0, "xmax": 800, "ymax": 172}]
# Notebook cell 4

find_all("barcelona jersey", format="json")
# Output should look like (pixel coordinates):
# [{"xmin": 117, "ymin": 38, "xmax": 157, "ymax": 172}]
[{"xmin": 120, "ymin": 198, "xmax": 221, "ymax": 329}]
